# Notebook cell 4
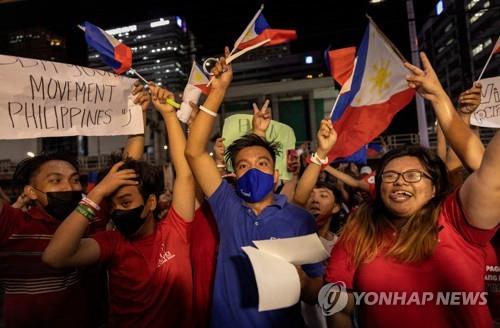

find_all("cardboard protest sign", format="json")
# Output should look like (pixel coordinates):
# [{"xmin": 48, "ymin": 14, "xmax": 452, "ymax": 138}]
[
  {"xmin": 0, "ymin": 54, "xmax": 143, "ymax": 139},
  {"xmin": 470, "ymin": 76, "xmax": 500, "ymax": 128},
  {"xmin": 222, "ymin": 114, "xmax": 296, "ymax": 181}
]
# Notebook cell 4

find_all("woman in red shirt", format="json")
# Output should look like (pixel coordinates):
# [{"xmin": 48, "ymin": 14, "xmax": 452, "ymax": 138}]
[{"xmin": 323, "ymin": 53, "xmax": 500, "ymax": 328}]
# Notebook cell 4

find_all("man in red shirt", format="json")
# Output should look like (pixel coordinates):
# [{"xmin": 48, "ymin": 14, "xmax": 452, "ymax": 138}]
[
  {"xmin": 43, "ymin": 84, "xmax": 196, "ymax": 328},
  {"xmin": 0, "ymin": 154, "xmax": 87, "ymax": 327}
]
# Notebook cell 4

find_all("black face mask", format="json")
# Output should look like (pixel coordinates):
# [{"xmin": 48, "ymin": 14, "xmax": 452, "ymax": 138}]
[
  {"xmin": 110, "ymin": 205, "xmax": 145, "ymax": 237},
  {"xmin": 44, "ymin": 191, "xmax": 83, "ymax": 221}
]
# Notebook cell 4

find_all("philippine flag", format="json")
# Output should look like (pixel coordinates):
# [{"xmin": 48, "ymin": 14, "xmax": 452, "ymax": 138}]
[
  {"xmin": 177, "ymin": 62, "xmax": 210, "ymax": 123},
  {"xmin": 234, "ymin": 7, "xmax": 297, "ymax": 50},
  {"xmin": 327, "ymin": 46, "xmax": 356, "ymax": 86},
  {"xmin": 82, "ymin": 21, "xmax": 132, "ymax": 74},
  {"xmin": 328, "ymin": 20, "xmax": 415, "ymax": 162}
]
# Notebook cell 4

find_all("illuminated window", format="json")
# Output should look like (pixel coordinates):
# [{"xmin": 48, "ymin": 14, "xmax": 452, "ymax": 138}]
[
  {"xmin": 435, "ymin": 0, "xmax": 444, "ymax": 15},
  {"xmin": 470, "ymin": 11, "xmax": 484, "ymax": 24},
  {"xmin": 467, "ymin": 0, "xmax": 480, "ymax": 10}
]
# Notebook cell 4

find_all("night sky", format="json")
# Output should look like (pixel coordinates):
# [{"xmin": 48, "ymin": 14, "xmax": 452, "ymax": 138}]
[{"xmin": 0, "ymin": 0, "xmax": 438, "ymax": 134}]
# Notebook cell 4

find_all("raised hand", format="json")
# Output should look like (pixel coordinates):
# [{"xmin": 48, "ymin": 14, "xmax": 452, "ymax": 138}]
[
  {"xmin": 404, "ymin": 52, "xmax": 446, "ymax": 103},
  {"xmin": 132, "ymin": 81, "xmax": 151, "ymax": 112},
  {"xmin": 316, "ymin": 119, "xmax": 337, "ymax": 158},
  {"xmin": 90, "ymin": 162, "xmax": 138, "ymax": 199},
  {"xmin": 210, "ymin": 47, "xmax": 233, "ymax": 91},
  {"xmin": 252, "ymin": 99, "xmax": 271, "ymax": 137},
  {"xmin": 148, "ymin": 83, "xmax": 176, "ymax": 115},
  {"xmin": 458, "ymin": 82, "xmax": 482, "ymax": 114}
]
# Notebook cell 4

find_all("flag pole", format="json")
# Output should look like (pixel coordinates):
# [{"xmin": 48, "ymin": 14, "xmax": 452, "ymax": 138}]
[
  {"xmin": 77, "ymin": 24, "xmax": 180, "ymax": 108},
  {"xmin": 206, "ymin": 4, "xmax": 266, "ymax": 87},
  {"xmin": 129, "ymin": 68, "xmax": 180, "ymax": 109},
  {"xmin": 476, "ymin": 36, "xmax": 499, "ymax": 81},
  {"xmin": 366, "ymin": 15, "xmax": 409, "ymax": 63}
]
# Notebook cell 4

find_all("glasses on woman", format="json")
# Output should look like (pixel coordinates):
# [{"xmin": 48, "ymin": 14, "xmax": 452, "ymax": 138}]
[{"xmin": 381, "ymin": 170, "xmax": 433, "ymax": 183}]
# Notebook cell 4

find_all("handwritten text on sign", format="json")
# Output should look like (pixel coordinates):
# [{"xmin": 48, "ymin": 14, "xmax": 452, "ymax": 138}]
[
  {"xmin": 471, "ymin": 76, "xmax": 500, "ymax": 129},
  {"xmin": 0, "ymin": 55, "xmax": 143, "ymax": 139}
]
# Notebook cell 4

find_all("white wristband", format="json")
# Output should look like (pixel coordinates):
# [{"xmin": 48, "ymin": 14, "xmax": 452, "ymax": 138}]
[
  {"xmin": 81, "ymin": 196, "xmax": 101, "ymax": 211},
  {"xmin": 310, "ymin": 152, "xmax": 328, "ymax": 166},
  {"xmin": 199, "ymin": 105, "xmax": 218, "ymax": 118}
]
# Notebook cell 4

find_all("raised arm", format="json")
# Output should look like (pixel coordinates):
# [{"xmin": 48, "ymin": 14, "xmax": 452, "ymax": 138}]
[
  {"xmin": 123, "ymin": 81, "xmax": 151, "ymax": 160},
  {"xmin": 405, "ymin": 53, "xmax": 484, "ymax": 172},
  {"xmin": 280, "ymin": 150, "xmax": 301, "ymax": 200},
  {"xmin": 43, "ymin": 162, "xmax": 138, "ymax": 268},
  {"xmin": 460, "ymin": 130, "xmax": 500, "ymax": 229},
  {"xmin": 294, "ymin": 119, "xmax": 337, "ymax": 206},
  {"xmin": 323, "ymin": 166, "xmax": 370, "ymax": 192},
  {"xmin": 149, "ymin": 84, "xmax": 195, "ymax": 221},
  {"xmin": 185, "ymin": 48, "xmax": 233, "ymax": 197},
  {"xmin": 435, "ymin": 122, "xmax": 446, "ymax": 162}
]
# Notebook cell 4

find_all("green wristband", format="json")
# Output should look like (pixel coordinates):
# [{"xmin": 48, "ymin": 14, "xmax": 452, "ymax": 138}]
[{"xmin": 76, "ymin": 204, "xmax": 96, "ymax": 221}]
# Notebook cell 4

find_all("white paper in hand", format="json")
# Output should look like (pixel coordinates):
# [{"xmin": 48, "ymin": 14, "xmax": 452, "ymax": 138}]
[
  {"xmin": 252, "ymin": 233, "xmax": 330, "ymax": 265},
  {"xmin": 242, "ymin": 246, "xmax": 301, "ymax": 311},
  {"xmin": 242, "ymin": 234, "xmax": 330, "ymax": 312},
  {"xmin": 177, "ymin": 85, "xmax": 202, "ymax": 124}
]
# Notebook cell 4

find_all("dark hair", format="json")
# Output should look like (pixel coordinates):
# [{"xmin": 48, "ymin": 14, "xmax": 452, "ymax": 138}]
[
  {"xmin": 225, "ymin": 133, "xmax": 281, "ymax": 169},
  {"xmin": 315, "ymin": 180, "xmax": 343, "ymax": 205},
  {"xmin": 13, "ymin": 153, "xmax": 79, "ymax": 187},
  {"xmin": 98, "ymin": 158, "xmax": 164, "ymax": 219}
]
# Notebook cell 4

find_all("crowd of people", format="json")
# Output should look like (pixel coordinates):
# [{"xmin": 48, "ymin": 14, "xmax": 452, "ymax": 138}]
[{"xmin": 0, "ymin": 48, "xmax": 498, "ymax": 328}]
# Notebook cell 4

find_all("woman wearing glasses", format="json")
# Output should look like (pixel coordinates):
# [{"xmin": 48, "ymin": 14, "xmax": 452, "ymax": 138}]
[{"xmin": 323, "ymin": 53, "xmax": 500, "ymax": 328}]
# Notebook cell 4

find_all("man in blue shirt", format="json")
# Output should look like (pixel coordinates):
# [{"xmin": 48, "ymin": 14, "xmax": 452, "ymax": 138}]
[{"xmin": 186, "ymin": 49, "xmax": 324, "ymax": 327}]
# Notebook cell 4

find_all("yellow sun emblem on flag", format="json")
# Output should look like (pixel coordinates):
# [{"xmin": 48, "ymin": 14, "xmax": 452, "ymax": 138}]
[
  {"xmin": 368, "ymin": 58, "xmax": 391, "ymax": 95},
  {"xmin": 193, "ymin": 71, "xmax": 204, "ymax": 83}
]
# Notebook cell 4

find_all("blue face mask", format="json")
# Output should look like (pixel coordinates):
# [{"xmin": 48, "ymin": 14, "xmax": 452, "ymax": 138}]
[{"xmin": 236, "ymin": 168, "xmax": 275, "ymax": 203}]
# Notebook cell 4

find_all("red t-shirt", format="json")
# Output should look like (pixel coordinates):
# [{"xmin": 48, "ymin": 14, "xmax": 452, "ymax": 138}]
[
  {"xmin": 92, "ymin": 207, "xmax": 193, "ymax": 328},
  {"xmin": 325, "ymin": 189, "xmax": 498, "ymax": 328},
  {"xmin": 191, "ymin": 202, "xmax": 219, "ymax": 328},
  {"xmin": 485, "ymin": 239, "xmax": 500, "ymax": 324},
  {"xmin": 0, "ymin": 203, "xmax": 86, "ymax": 327}
]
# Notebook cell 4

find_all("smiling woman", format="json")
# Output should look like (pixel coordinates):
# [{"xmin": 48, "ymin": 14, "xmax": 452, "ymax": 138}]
[
  {"xmin": 324, "ymin": 141, "xmax": 499, "ymax": 328},
  {"xmin": 345, "ymin": 146, "xmax": 449, "ymax": 266}
]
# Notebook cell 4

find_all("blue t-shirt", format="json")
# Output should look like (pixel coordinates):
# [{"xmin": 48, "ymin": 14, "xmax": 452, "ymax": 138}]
[{"xmin": 208, "ymin": 180, "xmax": 323, "ymax": 328}]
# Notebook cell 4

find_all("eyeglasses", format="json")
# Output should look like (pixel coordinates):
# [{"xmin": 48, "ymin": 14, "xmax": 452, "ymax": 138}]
[{"xmin": 381, "ymin": 170, "xmax": 433, "ymax": 183}]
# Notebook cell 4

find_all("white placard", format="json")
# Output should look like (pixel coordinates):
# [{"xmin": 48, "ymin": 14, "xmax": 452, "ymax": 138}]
[
  {"xmin": 470, "ymin": 76, "xmax": 500, "ymax": 128},
  {"xmin": 253, "ymin": 233, "xmax": 330, "ymax": 265},
  {"xmin": 242, "ymin": 246, "xmax": 301, "ymax": 312},
  {"xmin": 0, "ymin": 54, "xmax": 143, "ymax": 139},
  {"xmin": 242, "ymin": 234, "xmax": 329, "ymax": 311}
]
